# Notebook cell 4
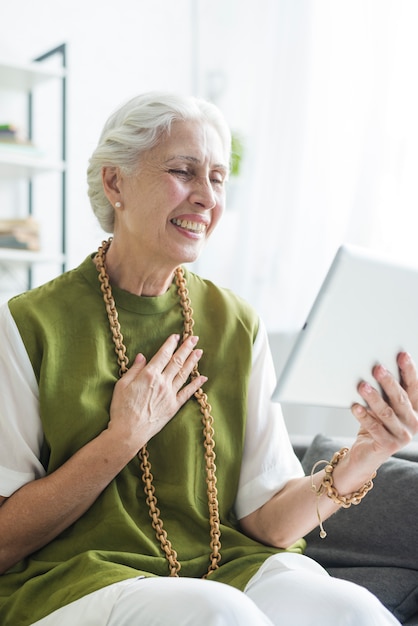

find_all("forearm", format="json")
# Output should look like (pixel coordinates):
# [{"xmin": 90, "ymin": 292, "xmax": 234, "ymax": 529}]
[
  {"xmin": 0, "ymin": 429, "xmax": 134, "ymax": 574},
  {"xmin": 240, "ymin": 451, "xmax": 377, "ymax": 548},
  {"xmin": 240, "ymin": 474, "xmax": 337, "ymax": 548}
]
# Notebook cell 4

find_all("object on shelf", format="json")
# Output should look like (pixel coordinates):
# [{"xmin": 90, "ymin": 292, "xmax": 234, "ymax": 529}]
[
  {"xmin": 0, "ymin": 217, "xmax": 40, "ymax": 251},
  {"xmin": 0, "ymin": 123, "xmax": 27, "ymax": 143},
  {"xmin": 0, "ymin": 123, "xmax": 20, "ymax": 140},
  {"xmin": 0, "ymin": 123, "xmax": 43, "ymax": 156}
]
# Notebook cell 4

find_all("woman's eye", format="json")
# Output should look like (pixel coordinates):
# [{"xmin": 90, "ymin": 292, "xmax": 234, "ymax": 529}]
[
  {"xmin": 169, "ymin": 169, "xmax": 190, "ymax": 178},
  {"xmin": 169, "ymin": 168, "xmax": 224, "ymax": 186}
]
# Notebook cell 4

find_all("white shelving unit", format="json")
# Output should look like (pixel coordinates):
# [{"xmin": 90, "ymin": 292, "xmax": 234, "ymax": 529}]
[
  {"xmin": 0, "ymin": 45, "xmax": 67, "ymax": 300},
  {"xmin": 0, "ymin": 57, "xmax": 65, "ymax": 91},
  {"xmin": 0, "ymin": 147, "xmax": 65, "ymax": 178},
  {"xmin": 0, "ymin": 247, "xmax": 65, "ymax": 265}
]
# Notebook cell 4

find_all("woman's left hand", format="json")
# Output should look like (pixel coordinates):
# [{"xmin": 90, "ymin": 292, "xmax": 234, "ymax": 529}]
[{"xmin": 350, "ymin": 351, "xmax": 418, "ymax": 469}]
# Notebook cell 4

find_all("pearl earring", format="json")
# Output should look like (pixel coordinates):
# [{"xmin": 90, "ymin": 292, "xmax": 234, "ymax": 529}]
[{"xmin": 115, "ymin": 202, "xmax": 121, "ymax": 208}]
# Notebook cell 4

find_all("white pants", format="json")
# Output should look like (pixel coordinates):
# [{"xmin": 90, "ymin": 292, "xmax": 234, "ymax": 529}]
[{"xmin": 31, "ymin": 553, "xmax": 400, "ymax": 626}]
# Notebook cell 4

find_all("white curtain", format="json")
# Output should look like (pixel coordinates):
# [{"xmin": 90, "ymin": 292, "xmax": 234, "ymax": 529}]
[{"xmin": 196, "ymin": 0, "xmax": 418, "ymax": 332}]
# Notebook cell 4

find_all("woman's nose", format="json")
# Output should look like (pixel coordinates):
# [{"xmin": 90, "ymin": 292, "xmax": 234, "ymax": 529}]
[{"xmin": 189, "ymin": 177, "xmax": 217, "ymax": 210}]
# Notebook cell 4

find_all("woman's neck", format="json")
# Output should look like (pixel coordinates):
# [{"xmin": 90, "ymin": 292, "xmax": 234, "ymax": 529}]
[{"xmin": 100, "ymin": 239, "xmax": 176, "ymax": 296}]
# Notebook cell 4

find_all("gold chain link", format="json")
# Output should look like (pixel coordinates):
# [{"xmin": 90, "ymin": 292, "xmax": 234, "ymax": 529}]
[{"xmin": 95, "ymin": 238, "xmax": 221, "ymax": 578}]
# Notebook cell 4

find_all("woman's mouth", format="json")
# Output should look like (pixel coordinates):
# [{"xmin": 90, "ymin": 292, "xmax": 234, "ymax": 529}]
[{"xmin": 171, "ymin": 218, "xmax": 207, "ymax": 234}]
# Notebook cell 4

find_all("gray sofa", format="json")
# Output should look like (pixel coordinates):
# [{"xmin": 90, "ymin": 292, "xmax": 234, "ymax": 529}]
[{"xmin": 292, "ymin": 434, "xmax": 418, "ymax": 625}]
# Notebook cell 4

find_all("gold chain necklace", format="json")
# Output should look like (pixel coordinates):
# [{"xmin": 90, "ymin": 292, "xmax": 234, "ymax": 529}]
[{"xmin": 95, "ymin": 238, "xmax": 221, "ymax": 578}]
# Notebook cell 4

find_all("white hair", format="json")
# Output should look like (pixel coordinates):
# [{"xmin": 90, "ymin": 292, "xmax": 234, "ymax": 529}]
[{"xmin": 87, "ymin": 92, "xmax": 232, "ymax": 232}]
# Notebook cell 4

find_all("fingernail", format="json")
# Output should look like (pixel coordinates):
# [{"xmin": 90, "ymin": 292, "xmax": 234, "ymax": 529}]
[
  {"xmin": 374, "ymin": 364, "xmax": 389, "ymax": 379},
  {"xmin": 362, "ymin": 382, "xmax": 373, "ymax": 394}
]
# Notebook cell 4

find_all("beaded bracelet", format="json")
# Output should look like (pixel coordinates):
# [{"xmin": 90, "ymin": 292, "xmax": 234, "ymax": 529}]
[{"xmin": 311, "ymin": 447, "xmax": 377, "ymax": 539}]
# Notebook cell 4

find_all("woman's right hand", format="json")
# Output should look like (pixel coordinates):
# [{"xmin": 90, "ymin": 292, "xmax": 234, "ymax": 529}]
[{"xmin": 107, "ymin": 334, "xmax": 207, "ymax": 457}]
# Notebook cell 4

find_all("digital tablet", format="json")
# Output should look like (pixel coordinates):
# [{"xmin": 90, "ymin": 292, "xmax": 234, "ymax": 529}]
[{"xmin": 272, "ymin": 244, "xmax": 418, "ymax": 408}]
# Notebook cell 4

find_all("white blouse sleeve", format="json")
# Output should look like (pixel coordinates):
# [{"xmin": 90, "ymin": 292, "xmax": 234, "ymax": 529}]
[
  {"xmin": 0, "ymin": 303, "xmax": 45, "ymax": 496},
  {"xmin": 235, "ymin": 319, "xmax": 304, "ymax": 520}
]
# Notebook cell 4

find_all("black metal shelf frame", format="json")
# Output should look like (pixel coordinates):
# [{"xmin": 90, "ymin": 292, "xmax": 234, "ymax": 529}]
[{"xmin": 27, "ymin": 43, "xmax": 67, "ymax": 288}]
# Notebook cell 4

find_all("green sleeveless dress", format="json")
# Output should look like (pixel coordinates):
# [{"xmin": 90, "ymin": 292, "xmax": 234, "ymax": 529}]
[{"xmin": 0, "ymin": 255, "xmax": 304, "ymax": 625}]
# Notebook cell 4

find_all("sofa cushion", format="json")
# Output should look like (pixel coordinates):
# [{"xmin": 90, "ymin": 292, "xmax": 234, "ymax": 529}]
[{"xmin": 301, "ymin": 434, "xmax": 418, "ymax": 624}]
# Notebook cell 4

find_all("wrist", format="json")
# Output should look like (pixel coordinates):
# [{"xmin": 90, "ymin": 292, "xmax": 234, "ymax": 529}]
[
  {"xmin": 332, "ymin": 447, "xmax": 378, "ymax": 496},
  {"xmin": 96, "ymin": 427, "xmax": 139, "ymax": 471},
  {"xmin": 311, "ymin": 447, "xmax": 377, "ymax": 539},
  {"xmin": 320, "ymin": 448, "xmax": 376, "ymax": 505}
]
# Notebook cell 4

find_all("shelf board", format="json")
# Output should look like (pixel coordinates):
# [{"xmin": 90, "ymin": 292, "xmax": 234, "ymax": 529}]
[
  {"xmin": 0, "ymin": 147, "xmax": 65, "ymax": 178},
  {"xmin": 0, "ymin": 248, "xmax": 65, "ymax": 265},
  {"xmin": 0, "ymin": 59, "xmax": 65, "ymax": 90}
]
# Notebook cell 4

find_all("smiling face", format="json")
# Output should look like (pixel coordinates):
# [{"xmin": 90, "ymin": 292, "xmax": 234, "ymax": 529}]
[{"xmin": 106, "ymin": 119, "xmax": 228, "ymax": 274}]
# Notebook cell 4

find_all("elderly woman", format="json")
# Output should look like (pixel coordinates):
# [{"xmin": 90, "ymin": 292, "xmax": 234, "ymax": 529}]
[{"xmin": 0, "ymin": 92, "xmax": 416, "ymax": 626}]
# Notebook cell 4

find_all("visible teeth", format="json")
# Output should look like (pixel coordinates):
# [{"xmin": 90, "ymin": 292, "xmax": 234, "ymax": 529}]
[{"xmin": 172, "ymin": 218, "xmax": 206, "ymax": 233}]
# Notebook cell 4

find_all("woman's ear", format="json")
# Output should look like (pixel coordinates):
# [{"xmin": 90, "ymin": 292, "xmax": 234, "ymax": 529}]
[{"xmin": 102, "ymin": 166, "xmax": 123, "ymax": 207}]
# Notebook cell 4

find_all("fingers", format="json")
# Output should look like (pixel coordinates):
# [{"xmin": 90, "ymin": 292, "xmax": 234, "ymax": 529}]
[
  {"xmin": 116, "ymin": 334, "xmax": 205, "ymax": 394},
  {"xmin": 137, "ymin": 333, "xmax": 206, "ymax": 394},
  {"xmin": 351, "ymin": 355, "xmax": 418, "ymax": 445},
  {"xmin": 398, "ymin": 352, "xmax": 418, "ymax": 410},
  {"xmin": 176, "ymin": 371, "xmax": 208, "ymax": 405},
  {"xmin": 116, "ymin": 352, "xmax": 147, "ymax": 388},
  {"xmin": 155, "ymin": 334, "xmax": 203, "ymax": 385},
  {"xmin": 353, "ymin": 379, "xmax": 408, "ymax": 446}
]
